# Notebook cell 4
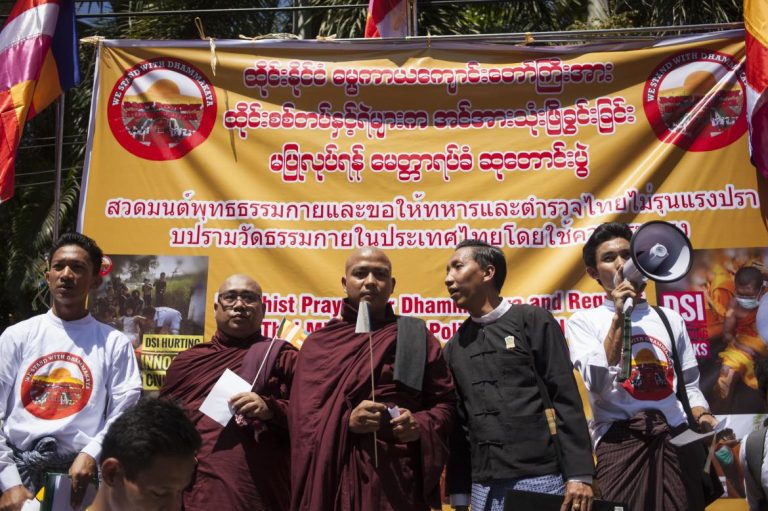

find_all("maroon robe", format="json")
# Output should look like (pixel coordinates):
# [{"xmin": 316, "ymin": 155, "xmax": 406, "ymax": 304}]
[
  {"xmin": 289, "ymin": 301, "xmax": 456, "ymax": 511},
  {"xmin": 160, "ymin": 330, "xmax": 297, "ymax": 511}
]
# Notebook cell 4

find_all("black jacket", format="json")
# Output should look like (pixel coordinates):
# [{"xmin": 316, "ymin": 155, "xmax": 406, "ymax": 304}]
[{"xmin": 444, "ymin": 304, "xmax": 594, "ymax": 492}]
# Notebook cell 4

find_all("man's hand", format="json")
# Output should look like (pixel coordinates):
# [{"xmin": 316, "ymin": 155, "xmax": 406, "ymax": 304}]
[
  {"xmin": 0, "ymin": 484, "xmax": 32, "ymax": 511},
  {"xmin": 611, "ymin": 279, "xmax": 640, "ymax": 314},
  {"xmin": 68, "ymin": 452, "xmax": 97, "ymax": 508},
  {"xmin": 697, "ymin": 413, "xmax": 718, "ymax": 432},
  {"xmin": 229, "ymin": 392, "xmax": 274, "ymax": 420},
  {"xmin": 391, "ymin": 408, "xmax": 420, "ymax": 443},
  {"xmin": 561, "ymin": 480, "xmax": 593, "ymax": 511},
  {"xmin": 692, "ymin": 407, "xmax": 718, "ymax": 432},
  {"xmin": 349, "ymin": 400, "xmax": 387, "ymax": 434},
  {"xmin": 749, "ymin": 261, "xmax": 768, "ymax": 279}
]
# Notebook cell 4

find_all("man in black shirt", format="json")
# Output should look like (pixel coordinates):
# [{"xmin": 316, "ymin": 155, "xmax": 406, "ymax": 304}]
[{"xmin": 443, "ymin": 239, "xmax": 594, "ymax": 511}]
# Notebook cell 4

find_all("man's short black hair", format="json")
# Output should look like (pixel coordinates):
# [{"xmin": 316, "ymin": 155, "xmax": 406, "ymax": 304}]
[
  {"xmin": 49, "ymin": 232, "xmax": 103, "ymax": 276},
  {"xmin": 455, "ymin": 239, "xmax": 507, "ymax": 292},
  {"xmin": 101, "ymin": 398, "xmax": 201, "ymax": 481},
  {"xmin": 735, "ymin": 266, "xmax": 764, "ymax": 290},
  {"xmin": 582, "ymin": 222, "xmax": 632, "ymax": 269}
]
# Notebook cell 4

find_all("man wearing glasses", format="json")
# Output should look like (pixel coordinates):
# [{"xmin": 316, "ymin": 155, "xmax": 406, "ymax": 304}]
[{"xmin": 160, "ymin": 274, "xmax": 297, "ymax": 511}]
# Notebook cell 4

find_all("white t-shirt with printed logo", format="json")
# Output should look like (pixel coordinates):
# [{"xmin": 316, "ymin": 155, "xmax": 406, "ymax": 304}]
[
  {"xmin": 566, "ymin": 301, "xmax": 709, "ymax": 446},
  {"xmin": 0, "ymin": 311, "xmax": 142, "ymax": 491}
]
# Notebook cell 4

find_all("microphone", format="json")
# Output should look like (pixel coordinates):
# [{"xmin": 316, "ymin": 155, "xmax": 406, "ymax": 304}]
[{"xmin": 618, "ymin": 242, "xmax": 670, "ymax": 314}]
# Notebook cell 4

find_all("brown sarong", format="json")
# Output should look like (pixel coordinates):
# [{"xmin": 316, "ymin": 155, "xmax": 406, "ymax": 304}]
[{"xmin": 595, "ymin": 409, "xmax": 705, "ymax": 511}]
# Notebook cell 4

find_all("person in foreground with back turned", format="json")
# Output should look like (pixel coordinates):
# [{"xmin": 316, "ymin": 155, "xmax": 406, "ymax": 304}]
[{"xmin": 87, "ymin": 398, "xmax": 201, "ymax": 511}]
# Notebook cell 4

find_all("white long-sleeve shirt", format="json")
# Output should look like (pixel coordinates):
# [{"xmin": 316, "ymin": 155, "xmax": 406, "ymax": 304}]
[
  {"xmin": 566, "ymin": 301, "xmax": 708, "ymax": 446},
  {"xmin": 0, "ymin": 311, "xmax": 142, "ymax": 491}
]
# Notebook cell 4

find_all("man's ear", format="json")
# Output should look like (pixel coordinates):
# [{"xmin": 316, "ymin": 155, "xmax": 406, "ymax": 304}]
[
  {"xmin": 390, "ymin": 277, "xmax": 396, "ymax": 294},
  {"xmin": 90, "ymin": 275, "xmax": 103, "ymax": 291},
  {"xmin": 101, "ymin": 458, "xmax": 121, "ymax": 487},
  {"xmin": 482, "ymin": 265, "xmax": 496, "ymax": 284},
  {"xmin": 586, "ymin": 266, "xmax": 601, "ymax": 285},
  {"xmin": 341, "ymin": 276, "xmax": 347, "ymax": 293}
]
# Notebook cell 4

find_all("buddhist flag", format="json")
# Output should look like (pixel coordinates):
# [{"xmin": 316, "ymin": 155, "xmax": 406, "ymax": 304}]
[
  {"xmin": 746, "ymin": 0, "xmax": 768, "ymax": 178},
  {"xmin": 0, "ymin": 0, "xmax": 80, "ymax": 203},
  {"xmin": 277, "ymin": 319, "xmax": 308, "ymax": 349},
  {"xmin": 355, "ymin": 301, "xmax": 371, "ymax": 334},
  {"xmin": 364, "ymin": 0, "xmax": 408, "ymax": 38}
]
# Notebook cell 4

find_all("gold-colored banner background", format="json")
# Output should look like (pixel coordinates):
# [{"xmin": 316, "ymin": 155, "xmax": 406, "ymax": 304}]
[{"xmin": 81, "ymin": 35, "xmax": 762, "ymax": 508}]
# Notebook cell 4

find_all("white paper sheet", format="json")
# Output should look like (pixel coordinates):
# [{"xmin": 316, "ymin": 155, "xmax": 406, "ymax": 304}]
[
  {"xmin": 669, "ymin": 419, "xmax": 726, "ymax": 447},
  {"xmin": 21, "ymin": 499, "xmax": 40, "ymax": 511},
  {"xmin": 199, "ymin": 368, "xmax": 252, "ymax": 426}
]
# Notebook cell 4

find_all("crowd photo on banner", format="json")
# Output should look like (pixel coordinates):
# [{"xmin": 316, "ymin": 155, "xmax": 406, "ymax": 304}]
[{"xmin": 3, "ymin": 0, "xmax": 768, "ymax": 510}]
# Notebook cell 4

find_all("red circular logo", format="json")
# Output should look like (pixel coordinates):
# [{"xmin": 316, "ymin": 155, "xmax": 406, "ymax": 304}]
[
  {"xmin": 643, "ymin": 49, "xmax": 746, "ymax": 152},
  {"xmin": 107, "ymin": 57, "xmax": 217, "ymax": 161},
  {"xmin": 99, "ymin": 255, "xmax": 113, "ymax": 277},
  {"xmin": 20, "ymin": 352, "xmax": 93, "ymax": 420}
]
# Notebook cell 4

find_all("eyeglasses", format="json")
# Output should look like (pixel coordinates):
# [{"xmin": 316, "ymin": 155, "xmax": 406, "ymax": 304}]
[{"xmin": 218, "ymin": 291, "xmax": 262, "ymax": 308}]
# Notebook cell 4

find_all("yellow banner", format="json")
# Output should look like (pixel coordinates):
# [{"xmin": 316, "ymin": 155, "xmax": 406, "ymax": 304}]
[{"xmin": 81, "ymin": 34, "xmax": 761, "ymax": 507}]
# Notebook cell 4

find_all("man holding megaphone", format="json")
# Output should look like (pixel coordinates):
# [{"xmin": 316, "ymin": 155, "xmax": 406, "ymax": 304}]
[{"xmin": 566, "ymin": 222, "xmax": 720, "ymax": 511}]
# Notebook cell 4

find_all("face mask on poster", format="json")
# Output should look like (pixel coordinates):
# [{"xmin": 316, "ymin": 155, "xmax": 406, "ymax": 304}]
[{"xmin": 736, "ymin": 297, "xmax": 760, "ymax": 309}]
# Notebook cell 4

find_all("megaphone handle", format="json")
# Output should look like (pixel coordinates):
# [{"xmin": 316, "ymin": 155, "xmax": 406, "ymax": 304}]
[
  {"xmin": 617, "ymin": 314, "xmax": 632, "ymax": 382},
  {"xmin": 623, "ymin": 296, "xmax": 634, "ymax": 314}
]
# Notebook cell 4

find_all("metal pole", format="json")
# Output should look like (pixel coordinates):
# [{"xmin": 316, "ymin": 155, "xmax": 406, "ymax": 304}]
[
  {"xmin": 53, "ymin": 94, "xmax": 65, "ymax": 242},
  {"xmin": 295, "ymin": 0, "xmax": 306, "ymax": 38},
  {"xmin": 588, "ymin": 0, "xmax": 610, "ymax": 23},
  {"xmin": 409, "ymin": 0, "xmax": 418, "ymax": 37}
]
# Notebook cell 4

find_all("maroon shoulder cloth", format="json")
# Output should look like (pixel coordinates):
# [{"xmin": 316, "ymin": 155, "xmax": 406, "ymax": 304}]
[
  {"xmin": 160, "ymin": 330, "xmax": 297, "ymax": 511},
  {"xmin": 289, "ymin": 301, "xmax": 456, "ymax": 511}
]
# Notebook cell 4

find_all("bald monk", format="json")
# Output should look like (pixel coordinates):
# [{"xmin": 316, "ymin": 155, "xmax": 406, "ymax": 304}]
[
  {"xmin": 289, "ymin": 248, "xmax": 456, "ymax": 511},
  {"xmin": 160, "ymin": 274, "xmax": 297, "ymax": 510}
]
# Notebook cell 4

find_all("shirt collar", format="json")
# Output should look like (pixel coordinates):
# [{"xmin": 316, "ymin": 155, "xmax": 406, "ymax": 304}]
[
  {"xmin": 603, "ymin": 297, "xmax": 648, "ymax": 312},
  {"xmin": 471, "ymin": 299, "xmax": 511, "ymax": 325}
]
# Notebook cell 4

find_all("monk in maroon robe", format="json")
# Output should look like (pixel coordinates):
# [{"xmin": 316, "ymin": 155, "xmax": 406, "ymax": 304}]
[
  {"xmin": 289, "ymin": 248, "xmax": 456, "ymax": 511},
  {"xmin": 160, "ymin": 274, "xmax": 297, "ymax": 511}
]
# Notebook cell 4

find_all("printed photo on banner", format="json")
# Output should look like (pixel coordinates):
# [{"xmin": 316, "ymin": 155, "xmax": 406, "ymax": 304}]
[
  {"xmin": 88, "ymin": 254, "xmax": 208, "ymax": 390},
  {"xmin": 656, "ymin": 247, "xmax": 768, "ymax": 415}
]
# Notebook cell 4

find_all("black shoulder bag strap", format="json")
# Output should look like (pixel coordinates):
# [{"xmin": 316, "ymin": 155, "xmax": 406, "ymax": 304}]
[
  {"xmin": 746, "ymin": 427, "xmax": 768, "ymax": 509},
  {"xmin": 652, "ymin": 305, "xmax": 725, "ymax": 505},
  {"xmin": 651, "ymin": 305, "xmax": 694, "ymax": 423}
]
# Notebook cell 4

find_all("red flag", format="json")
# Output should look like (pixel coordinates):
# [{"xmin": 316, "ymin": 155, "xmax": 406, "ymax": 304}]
[
  {"xmin": 364, "ymin": 0, "xmax": 408, "ymax": 38},
  {"xmin": 746, "ymin": 0, "xmax": 768, "ymax": 178},
  {"xmin": 0, "ymin": 0, "xmax": 80, "ymax": 203}
]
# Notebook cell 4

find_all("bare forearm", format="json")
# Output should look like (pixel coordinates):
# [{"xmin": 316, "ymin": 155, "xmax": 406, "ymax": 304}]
[{"xmin": 603, "ymin": 313, "xmax": 624, "ymax": 366}]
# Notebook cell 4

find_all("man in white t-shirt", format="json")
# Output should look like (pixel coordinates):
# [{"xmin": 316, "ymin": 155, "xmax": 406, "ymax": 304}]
[
  {"xmin": 566, "ymin": 222, "xmax": 718, "ymax": 511},
  {"xmin": 0, "ymin": 233, "xmax": 142, "ymax": 511}
]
